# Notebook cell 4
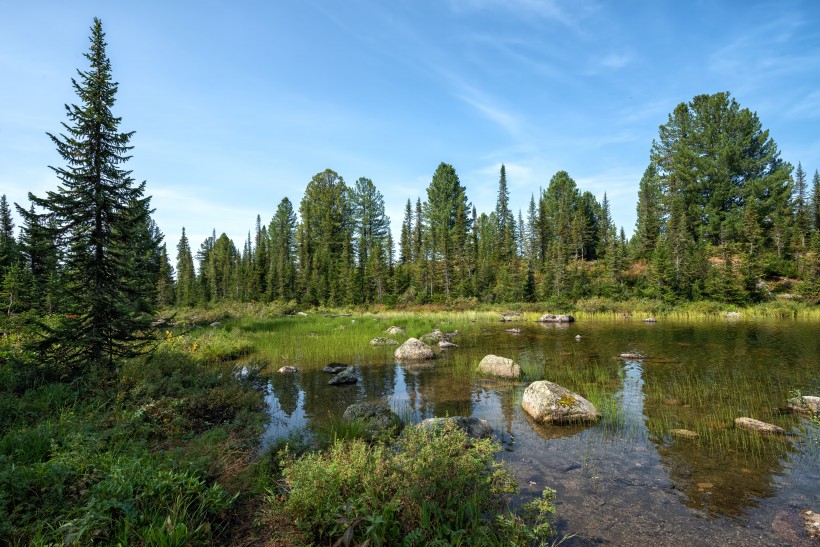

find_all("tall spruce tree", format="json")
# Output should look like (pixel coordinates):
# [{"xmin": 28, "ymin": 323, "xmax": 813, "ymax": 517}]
[
  {"xmin": 495, "ymin": 164, "xmax": 515, "ymax": 260},
  {"xmin": 175, "ymin": 228, "xmax": 197, "ymax": 306},
  {"xmin": 26, "ymin": 19, "xmax": 158, "ymax": 370}
]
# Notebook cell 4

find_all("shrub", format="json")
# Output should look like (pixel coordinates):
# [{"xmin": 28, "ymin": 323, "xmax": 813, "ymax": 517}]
[{"xmin": 274, "ymin": 421, "xmax": 555, "ymax": 545}]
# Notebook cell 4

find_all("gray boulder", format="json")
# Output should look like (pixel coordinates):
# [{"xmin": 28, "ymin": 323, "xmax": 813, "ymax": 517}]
[
  {"xmin": 477, "ymin": 355, "xmax": 521, "ymax": 379},
  {"xmin": 787, "ymin": 395, "xmax": 820, "ymax": 416},
  {"xmin": 322, "ymin": 363, "xmax": 349, "ymax": 374},
  {"xmin": 385, "ymin": 326, "xmax": 405, "ymax": 335},
  {"xmin": 537, "ymin": 314, "xmax": 575, "ymax": 323},
  {"xmin": 370, "ymin": 337, "xmax": 399, "ymax": 346},
  {"xmin": 328, "ymin": 369, "xmax": 357, "ymax": 386},
  {"xmin": 419, "ymin": 416, "xmax": 493, "ymax": 439},
  {"xmin": 343, "ymin": 402, "xmax": 403, "ymax": 439},
  {"xmin": 277, "ymin": 366, "xmax": 298, "ymax": 374},
  {"xmin": 438, "ymin": 340, "xmax": 458, "ymax": 349},
  {"xmin": 734, "ymin": 417, "xmax": 786, "ymax": 435},
  {"xmin": 522, "ymin": 381, "xmax": 601, "ymax": 424},
  {"xmin": 394, "ymin": 338, "xmax": 435, "ymax": 361}
]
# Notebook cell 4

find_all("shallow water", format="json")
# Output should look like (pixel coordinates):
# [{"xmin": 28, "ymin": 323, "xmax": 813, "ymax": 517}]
[{"xmin": 261, "ymin": 318, "xmax": 820, "ymax": 545}]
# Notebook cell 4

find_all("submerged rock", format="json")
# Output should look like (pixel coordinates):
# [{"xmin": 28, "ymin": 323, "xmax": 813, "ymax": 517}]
[
  {"xmin": 394, "ymin": 338, "xmax": 435, "ymax": 361},
  {"xmin": 619, "ymin": 352, "xmax": 647, "ymax": 360},
  {"xmin": 370, "ymin": 337, "xmax": 399, "ymax": 346},
  {"xmin": 522, "ymin": 381, "xmax": 601, "ymax": 424},
  {"xmin": 671, "ymin": 428, "xmax": 699, "ymax": 439},
  {"xmin": 328, "ymin": 369, "xmax": 357, "ymax": 386},
  {"xmin": 343, "ymin": 402, "xmax": 403, "ymax": 439},
  {"xmin": 419, "ymin": 416, "xmax": 493, "ymax": 439},
  {"xmin": 477, "ymin": 355, "xmax": 521, "ymax": 379},
  {"xmin": 277, "ymin": 366, "xmax": 298, "ymax": 374},
  {"xmin": 787, "ymin": 395, "xmax": 820, "ymax": 416},
  {"xmin": 537, "ymin": 313, "xmax": 575, "ymax": 323},
  {"xmin": 734, "ymin": 417, "xmax": 786, "ymax": 435},
  {"xmin": 505, "ymin": 328, "xmax": 523, "ymax": 334},
  {"xmin": 385, "ymin": 326, "xmax": 405, "ymax": 335},
  {"xmin": 322, "ymin": 363, "xmax": 349, "ymax": 374},
  {"xmin": 804, "ymin": 510, "xmax": 820, "ymax": 540}
]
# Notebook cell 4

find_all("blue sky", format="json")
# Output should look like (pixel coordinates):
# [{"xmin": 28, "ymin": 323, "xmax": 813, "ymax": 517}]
[{"xmin": 1, "ymin": 1, "xmax": 819, "ymax": 252}]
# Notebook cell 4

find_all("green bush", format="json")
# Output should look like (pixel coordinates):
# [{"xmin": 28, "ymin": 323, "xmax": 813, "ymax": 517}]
[{"xmin": 274, "ymin": 421, "xmax": 556, "ymax": 545}]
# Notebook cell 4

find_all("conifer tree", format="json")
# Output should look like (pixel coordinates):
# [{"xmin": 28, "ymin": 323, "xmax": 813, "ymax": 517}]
[
  {"xmin": 0, "ymin": 195, "xmax": 17, "ymax": 278},
  {"xmin": 812, "ymin": 170, "xmax": 820, "ymax": 233},
  {"xmin": 495, "ymin": 164, "xmax": 515, "ymax": 260},
  {"xmin": 794, "ymin": 163, "xmax": 809, "ymax": 250},
  {"xmin": 26, "ymin": 19, "xmax": 158, "ymax": 369},
  {"xmin": 175, "ymin": 228, "xmax": 197, "ymax": 306},
  {"xmin": 269, "ymin": 198, "xmax": 297, "ymax": 300}
]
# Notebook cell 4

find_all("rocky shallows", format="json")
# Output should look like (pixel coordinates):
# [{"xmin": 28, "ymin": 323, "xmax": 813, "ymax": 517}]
[
  {"xmin": 521, "ymin": 381, "xmax": 601, "ymax": 424},
  {"xmin": 734, "ymin": 417, "xmax": 786, "ymax": 435}
]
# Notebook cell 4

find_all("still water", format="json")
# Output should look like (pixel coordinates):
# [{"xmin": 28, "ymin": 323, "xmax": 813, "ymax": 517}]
[{"xmin": 261, "ymin": 319, "xmax": 819, "ymax": 545}]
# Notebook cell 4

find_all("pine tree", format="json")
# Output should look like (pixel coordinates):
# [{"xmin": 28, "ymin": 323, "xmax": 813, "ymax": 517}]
[
  {"xmin": 175, "ymin": 228, "xmax": 196, "ymax": 306},
  {"xmin": 495, "ymin": 164, "xmax": 515, "ymax": 260},
  {"xmin": 812, "ymin": 170, "xmax": 820, "ymax": 233},
  {"xmin": 794, "ymin": 163, "xmax": 809, "ymax": 250},
  {"xmin": 26, "ymin": 19, "xmax": 158, "ymax": 369},
  {"xmin": 0, "ymin": 195, "xmax": 17, "ymax": 278},
  {"xmin": 156, "ymin": 243, "xmax": 175, "ymax": 307},
  {"xmin": 634, "ymin": 163, "xmax": 662, "ymax": 259},
  {"xmin": 269, "ymin": 198, "xmax": 297, "ymax": 300}
]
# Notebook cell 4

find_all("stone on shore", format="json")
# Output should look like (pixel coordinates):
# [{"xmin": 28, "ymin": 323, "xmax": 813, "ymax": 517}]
[
  {"xmin": 787, "ymin": 395, "xmax": 820, "ymax": 416},
  {"xmin": 370, "ymin": 337, "xmax": 399, "ymax": 346}
]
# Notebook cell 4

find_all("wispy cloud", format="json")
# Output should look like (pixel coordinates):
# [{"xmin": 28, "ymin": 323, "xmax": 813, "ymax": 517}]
[{"xmin": 599, "ymin": 52, "xmax": 631, "ymax": 70}]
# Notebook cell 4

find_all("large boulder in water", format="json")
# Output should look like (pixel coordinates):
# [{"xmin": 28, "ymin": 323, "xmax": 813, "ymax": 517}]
[
  {"xmin": 477, "ymin": 355, "xmax": 521, "ymax": 379},
  {"xmin": 394, "ymin": 338, "xmax": 435, "ymax": 361},
  {"xmin": 522, "ymin": 381, "xmax": 601, "ymax": 424},
  {"xmin": 419, "ymin": 416, "xmax": 493, "ymax": 439},
  {"xmin": 537, "ymin": 313, "xmax": 575, "ymax": 323},
  {"xmin": 343, "ymin": 402, "xmax": 403, "ymax": 439}
]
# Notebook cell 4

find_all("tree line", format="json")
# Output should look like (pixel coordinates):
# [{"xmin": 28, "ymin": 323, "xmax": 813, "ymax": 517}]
[{"xmin": 3, "ymin": 52, "xmax": 820, "ymax": 322}]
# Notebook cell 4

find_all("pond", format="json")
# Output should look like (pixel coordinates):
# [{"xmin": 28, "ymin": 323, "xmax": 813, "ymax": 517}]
[{"xmin": 255, "ymin": 316, "xmax": 819, "ymax": 545}]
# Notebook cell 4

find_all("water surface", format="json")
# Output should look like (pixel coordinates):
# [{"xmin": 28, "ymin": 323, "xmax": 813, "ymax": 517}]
[{"xmin": 260, "ymin": 318, "xmax": 820, "ymax": 545}]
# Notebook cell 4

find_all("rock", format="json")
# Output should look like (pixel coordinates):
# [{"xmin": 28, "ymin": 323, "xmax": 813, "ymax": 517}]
[
  {"xmin": 394, "ymin": 338, "xmax": 435, "ymax": 361},
  {"xmin": 477, "ymin": 355, "xmax": 521, "ymax": 379},
  {"xmin": 619, "ymin": 352, "xmax": 647, "ymax": 360},
  {"xmin": 725, "ymin": 311, "xmax": 742, "ymax": 319},
  {"xmin": 322, "ymin": 363, "xmax": 349, "ymax": 374},
  {"xmin": 385, "ymin": 326, "xmax": 405, "ymax": 335},
  {"xmin": 521, "ymin": 381, "xmax": 601, "ymax": 424},
  {"xmin": 277, "ymin": 366, "xmax": 298, "ymax": 374},
  {"xmin": 419, "ymin": 416, "xmax": 493, "ymax": 439},
  {"xmin": 734, "ymin": 417, "xmax": 786, "ymax": 435},
  {"xmin": 671, "ymin": 428, "xmax": 698, "ymax": 439},
  {"xmin": 370, "ymin": 337, "xmax": 399, "ymax": 346},
  {"xmin": 575, "ymin": 334, "xmax": 582, "ymax": 340},
  {"xmin": 296, "ymin": 311, "xmax": 308, "ymax": 316},
  {"xmin": 803, "ymin": 510, "xmax": 820, "ymax": 540},
  {"xmin": 343, "ymin": 402, "xmax": 403, "ymax": 439},
  {"xmin": 210, "ymin": 321, "xmax": 221, "ymax": 327},
  {"xmin": 500, "ymin": 311, "xmax": 522, "ymax": 322},
  {"xmin": 438, "ymin": 340, "xmax": 458, "ymax": 349},
  {"xmin": 787, "ymin": 395, "xmax": 820, "ymax": 416},
  {"xmin": 643, "ymin": 317, "xmax": 657, "ymax": 323},
  {"xmin": 328, "ymin": 369, "xmax": 357, "ymax": 385},
  {"xmin": 505, "ymin": 328, "xmax": 523, "ymax": 334},
  {"xmin": 537, "ymin": 314, "xmax": 575, "ymax": 323}
]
